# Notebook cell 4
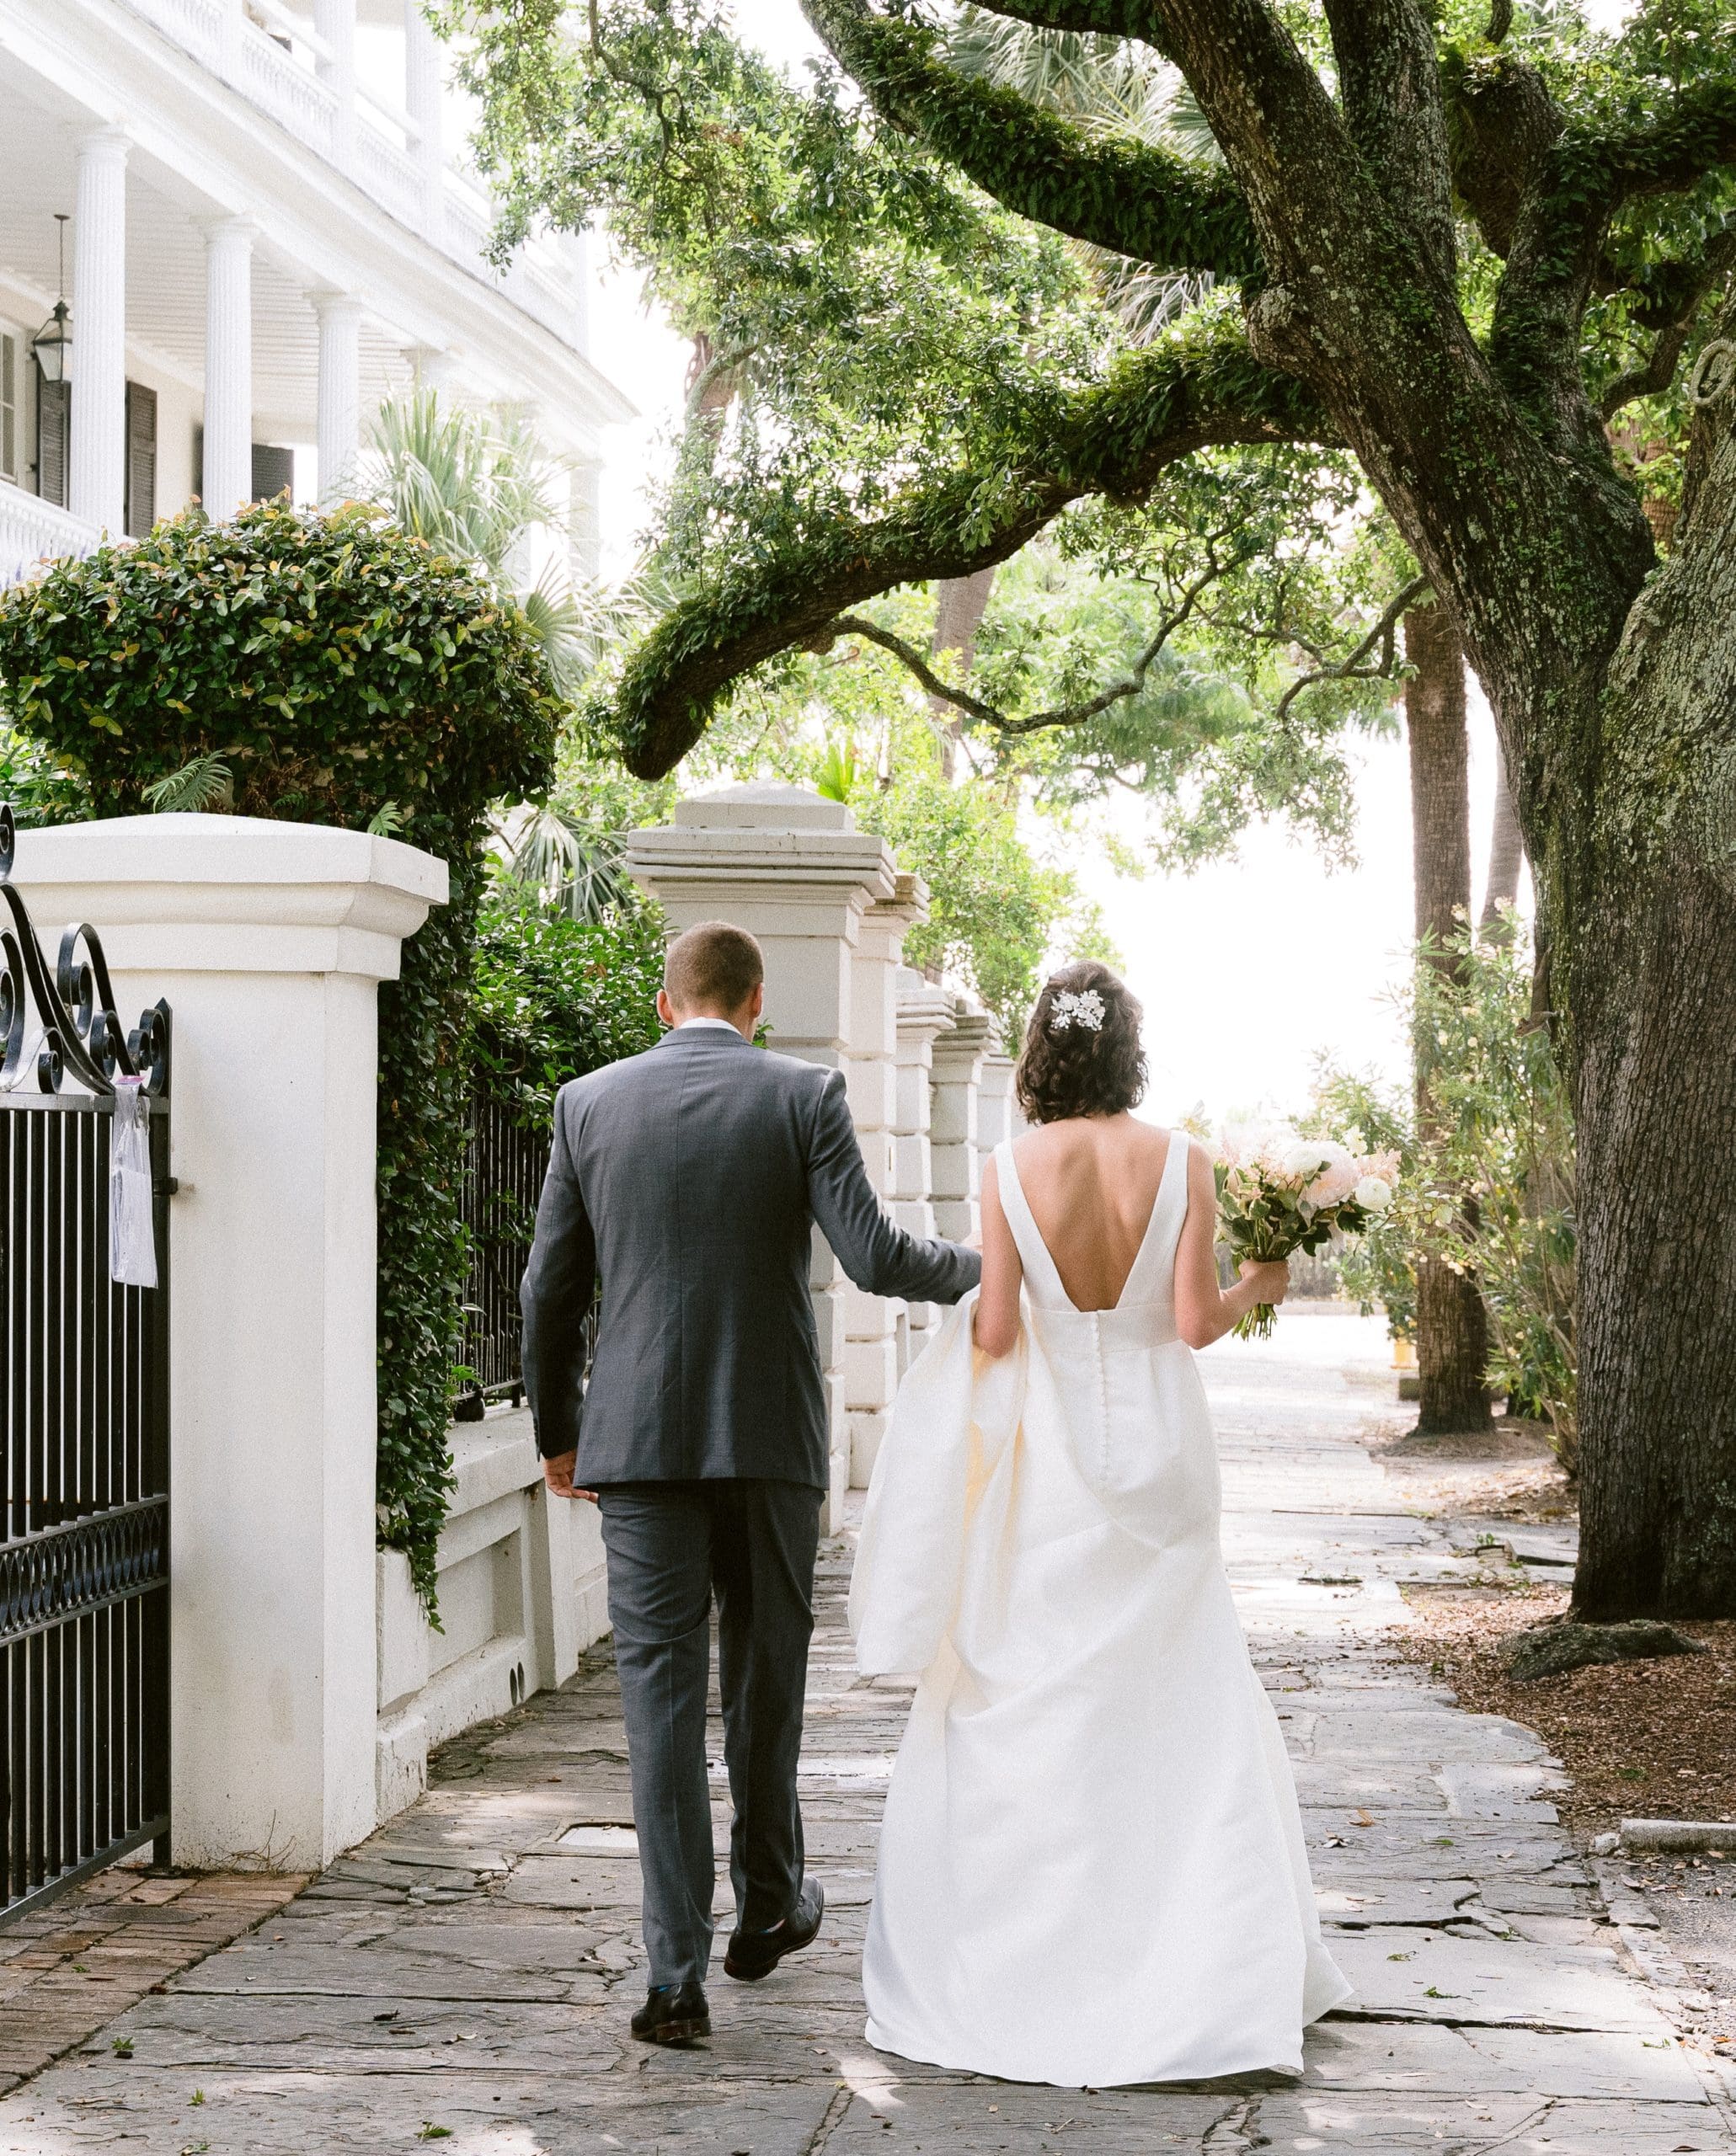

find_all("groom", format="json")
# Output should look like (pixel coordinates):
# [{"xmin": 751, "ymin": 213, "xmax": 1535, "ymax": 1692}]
[{"xmin": 521, "ymin": 920, "xmax": 980, "ymax": 2046}]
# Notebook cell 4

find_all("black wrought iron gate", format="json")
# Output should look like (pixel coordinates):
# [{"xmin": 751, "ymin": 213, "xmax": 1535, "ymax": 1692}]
[{"xmin": 0, "ymin": 803, "xmax": 173, "ymax": 1922}]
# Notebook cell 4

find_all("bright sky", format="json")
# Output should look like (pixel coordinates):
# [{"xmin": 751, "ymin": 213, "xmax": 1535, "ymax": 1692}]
[{"xmin": 581, "ymin": 0, "xmax": 1608, "ymax": 1122}]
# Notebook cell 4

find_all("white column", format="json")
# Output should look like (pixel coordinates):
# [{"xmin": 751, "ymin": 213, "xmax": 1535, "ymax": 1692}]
[
  {"xmin": 403, "ymin": 0, "xmax": 445, "ymax": 233},
  {"xmin": 977, "ymin": 1040, "xmax": 1019, "ymax": 1171},
  {"xmin": 68, "ymin": 131, "xmax": 129, "ymax": 536},
  {"xmin": 894, "ymin": 969, "xmax": 957, "ymax": 1369},
  {"xmin": 203, "ymin": 220, "xmax": 254, "ymax": 520},
  {"xmin": 315, "ymin": 0, "xmax": 358, "ymax": 162},
  {"xmin": 315, "ymin": 295, "xmax": 364, "ymax": 501},
  {"xmin": 627, "ymin": 784, "xmax": 898, "ymax": 1530},
  {"xmin": 407, "ymin": 344, "xmax": 461, "ymax": 398},
  {"xmin": 930, "ymin": 996, "xmax": 995, "ymax": 1242},
  {"xmin": 13, "ymin": 814, "xmax": 446, "ymax": 1872},
  {"xmin": 845, "ymin": 873, "xmax": 926, "ymax": 1487}
]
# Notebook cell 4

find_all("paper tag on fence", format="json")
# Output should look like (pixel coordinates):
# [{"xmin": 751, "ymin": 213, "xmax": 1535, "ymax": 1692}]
[{"xmin": 110, "ymin": 1078, "xmax": 158, "ymax": 1289}]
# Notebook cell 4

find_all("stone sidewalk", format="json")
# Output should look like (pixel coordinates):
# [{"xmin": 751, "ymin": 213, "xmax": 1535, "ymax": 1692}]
[{"xmin": 3, "ymin": 1315, "xmax": 1733, "ymax": 2153}]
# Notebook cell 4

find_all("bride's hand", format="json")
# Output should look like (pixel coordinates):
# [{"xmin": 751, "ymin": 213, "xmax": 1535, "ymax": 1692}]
[{"xmin": 1238, "ymin": 1259, "xmax": 1290, "ymax": 1305}]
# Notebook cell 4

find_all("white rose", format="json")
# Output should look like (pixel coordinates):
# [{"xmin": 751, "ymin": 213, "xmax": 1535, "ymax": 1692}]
[
  {"xmin": 1281, "ymin": 1139, "xmax": 1328, "ymax": 1179},
  {"xmin": 1354, "ymin": 1175, "xmax": 1393, "ymax": 1213}
]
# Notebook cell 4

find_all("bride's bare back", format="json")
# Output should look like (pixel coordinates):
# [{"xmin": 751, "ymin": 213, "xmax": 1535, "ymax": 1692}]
[
  {"xmin": 1005, "ymin": 1115, "xmax": 1172, "ymax": 1310},
  {"xmin": 975, "ymin": 1110, "xmax": 1289, "ymax": 1358}
]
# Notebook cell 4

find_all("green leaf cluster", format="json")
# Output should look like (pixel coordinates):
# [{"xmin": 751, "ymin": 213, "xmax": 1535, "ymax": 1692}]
[
  {"xmin": 0, "ymin": 499, "xmax": 563, "ymax": 1607},
  {"xmin": 471, "ymin": 873, "xmax": 667, "ymax": 1124},
  {"xmin": 1308, "ymin": 921, "xmax": 1577, "ymax": 1468}
]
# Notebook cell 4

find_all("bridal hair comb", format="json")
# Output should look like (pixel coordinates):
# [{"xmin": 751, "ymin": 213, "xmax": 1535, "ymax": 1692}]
[{"xmin": 1049, "ymin": 987, "xmax": 1106, "ymax": 1034}]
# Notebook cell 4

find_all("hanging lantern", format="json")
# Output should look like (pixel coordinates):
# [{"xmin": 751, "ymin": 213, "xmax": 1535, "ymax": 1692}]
[{"xmin": 30, "ymin": 215, "xmax": 72, "ymax": 386}]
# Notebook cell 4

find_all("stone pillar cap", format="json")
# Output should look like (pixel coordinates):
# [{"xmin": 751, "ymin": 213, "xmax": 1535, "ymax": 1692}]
[
  {"xmin": 896, "ymin": 968, "xmax": 958, "ymax": 1035},
  {"xmin": 10, "ymin": 812, "xmax": 447, "ymax": 980},
  {"xmin": 674, "ymin": 783, "xmax": 853, "ymax": 832}
]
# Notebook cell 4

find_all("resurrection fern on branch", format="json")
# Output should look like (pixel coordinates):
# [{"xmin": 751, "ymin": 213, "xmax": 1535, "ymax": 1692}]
[{"xmin": 0, "ymin": 499, "xmax": 561, "ymax": 1609}]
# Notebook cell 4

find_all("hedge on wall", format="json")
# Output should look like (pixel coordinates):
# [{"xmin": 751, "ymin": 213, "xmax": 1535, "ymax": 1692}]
[
  {"xmin": 0, "ymin": 499, "xmax": 563, "ymax": 1608},
  {"xmin": 472, "ymin": 874, "xmax": 667, "ymax": 1123}
]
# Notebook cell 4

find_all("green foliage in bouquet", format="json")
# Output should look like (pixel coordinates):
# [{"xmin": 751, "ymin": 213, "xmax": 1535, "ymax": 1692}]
[
  {"xmin": 0, "ymin": 499, "xmax": 563, "ymax": 1606},
  {"xmin": 1215, "ymin": 1140, "xmax": 1392, "ymax": 1342}
]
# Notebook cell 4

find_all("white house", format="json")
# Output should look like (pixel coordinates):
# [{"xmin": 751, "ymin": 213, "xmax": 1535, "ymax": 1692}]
[{"xmin": 0, "ymin": 0, "xmax": 632, "ymax": 584}]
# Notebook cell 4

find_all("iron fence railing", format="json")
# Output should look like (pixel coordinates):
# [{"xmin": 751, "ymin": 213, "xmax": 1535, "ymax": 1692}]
[{"xmin": 1, "ymin": 803, "xmax": 173, "ymax": 1924}]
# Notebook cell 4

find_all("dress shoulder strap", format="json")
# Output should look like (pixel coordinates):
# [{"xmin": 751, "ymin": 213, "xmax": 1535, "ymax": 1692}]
[
  {"xmin": 1119, "ymin": 1130, "xmax": 1192, "ymax": 1305},
  {"xmin": 993, "ymin": 1139, "xmax": 1071, "ymax": 1308}
]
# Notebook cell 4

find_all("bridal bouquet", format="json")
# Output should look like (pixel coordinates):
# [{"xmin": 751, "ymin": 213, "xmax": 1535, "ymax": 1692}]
[{"xmin": 1216, "ymin": 1124, "xmax": 1399, "ymax": 1340}]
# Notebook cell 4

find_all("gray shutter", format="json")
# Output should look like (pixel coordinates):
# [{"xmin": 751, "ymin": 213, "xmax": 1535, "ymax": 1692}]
[
  {"xmin": 1, "ymin": 335, "xmax": 16, "ymax": 483},
  {"xmin": 250, "ymin": 442, "xmax": 294, "ymax": 503},
  {"xmin": 35, "ymin": 370, "xmax": 69, "ymax": 509},
  {"xmin": 125, "ymin": 380, "xmax": 158, "ymax": 537}
]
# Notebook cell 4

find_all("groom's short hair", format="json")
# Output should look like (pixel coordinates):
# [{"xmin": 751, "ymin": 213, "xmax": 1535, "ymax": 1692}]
[{"xmin": 665, "ymin": 921, "xmax": 765, "ymax": 1014}]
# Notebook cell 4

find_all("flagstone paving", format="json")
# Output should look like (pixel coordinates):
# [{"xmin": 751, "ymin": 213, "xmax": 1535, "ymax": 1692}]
[{"xmin": 3, "ymin": 1313, "xmax": 1733, "ymax": 2153}]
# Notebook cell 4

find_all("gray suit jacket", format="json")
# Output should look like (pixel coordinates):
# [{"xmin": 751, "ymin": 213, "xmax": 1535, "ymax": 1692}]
[{"xmin": 520, "ymin": 1024, "xmax": 981, "ymax": 1488}]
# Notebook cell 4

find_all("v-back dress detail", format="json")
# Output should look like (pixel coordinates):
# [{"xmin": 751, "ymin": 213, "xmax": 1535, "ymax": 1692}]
[{"xmin": 855, "ymin": 1133, "xmax": 1350, "ymax": 2089}]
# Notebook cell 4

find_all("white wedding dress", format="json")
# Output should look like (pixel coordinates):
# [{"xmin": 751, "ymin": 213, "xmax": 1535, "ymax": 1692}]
[{"xmin": 851, "ymin": 1131, "xmax": 1351, "ymax": 2089}]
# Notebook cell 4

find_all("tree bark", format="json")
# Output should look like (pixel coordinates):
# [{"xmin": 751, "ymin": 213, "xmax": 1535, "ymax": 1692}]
[
  {"xmin": 1406, "ymin": 603, "xmax": 1494, "ymax": 1434},
  {"xmin": 1570, "ymin": 371, "xmax": 1736, "ymax": 1618},
  {"xmin": 1481, "ymin": 734, "xmax": 1525, "ymax": 932},
  {"xmin": 929, "ymin": 568, "xmax": 996, "ymax": 775}
]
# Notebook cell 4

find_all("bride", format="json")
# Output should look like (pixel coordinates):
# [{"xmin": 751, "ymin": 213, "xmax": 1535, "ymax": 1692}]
[{"xmin": 851, "ymin": 959, "xmax": 1351, "ymax": 2089}]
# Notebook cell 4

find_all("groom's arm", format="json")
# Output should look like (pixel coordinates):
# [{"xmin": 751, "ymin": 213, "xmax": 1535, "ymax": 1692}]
[
  {"xmin": 521, "ymin": 1095, "xmax": 597, "ymax": 1461},
  {"xmin": 805, "ymin": 1068, "xmax": 981, "ymax": 1304}
]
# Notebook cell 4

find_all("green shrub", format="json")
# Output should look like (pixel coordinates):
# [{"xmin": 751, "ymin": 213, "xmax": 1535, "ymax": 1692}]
[
  {"xmin": 472, "ymin": 872, "xmax": 667, "ymax": 1121},
  {"xmin": 0, "ymin": 499, "xmax": 562, "ymax": 1604},
  {"xmin": 1309, "ymin": 921, "xmax": 1577, "ymax": 1470}
]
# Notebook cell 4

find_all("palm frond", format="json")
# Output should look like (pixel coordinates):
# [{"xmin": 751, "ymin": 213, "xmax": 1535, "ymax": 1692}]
[
  {"xmin": 143, "ymin": 752, "xmax": 233, "ymax": 814},
  {"xmin": 496, "ymin": 803, "xmax": 638, "ymax": 924}
]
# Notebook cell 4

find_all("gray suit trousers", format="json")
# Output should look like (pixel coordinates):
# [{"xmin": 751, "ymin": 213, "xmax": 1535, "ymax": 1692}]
[{"xmin": 597, "ymin": 1479, "xmax": 823, "ymax": 1988}]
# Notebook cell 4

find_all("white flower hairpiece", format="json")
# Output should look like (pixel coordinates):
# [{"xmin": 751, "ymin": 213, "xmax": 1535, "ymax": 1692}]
[{"xmin": 1049, "ymin": 987, "xmax": 1106, "ymax": 1034}]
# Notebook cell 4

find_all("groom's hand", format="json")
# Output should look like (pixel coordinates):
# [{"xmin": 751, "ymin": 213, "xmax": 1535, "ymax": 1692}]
[{"xmin": 543, "ymin": 1449, "xmax": 596, "ymax": 1503}]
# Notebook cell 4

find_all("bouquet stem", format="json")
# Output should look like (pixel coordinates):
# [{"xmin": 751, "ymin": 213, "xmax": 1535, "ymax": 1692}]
[{"xmin": 1232, "ymin": 1302, "xmax": 1279, "ymax": 1342}]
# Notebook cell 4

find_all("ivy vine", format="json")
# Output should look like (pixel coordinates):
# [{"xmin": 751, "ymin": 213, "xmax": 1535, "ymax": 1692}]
[{"xmin": 0, "ymin": 499, "xmax": 562, "ymax": 1607}]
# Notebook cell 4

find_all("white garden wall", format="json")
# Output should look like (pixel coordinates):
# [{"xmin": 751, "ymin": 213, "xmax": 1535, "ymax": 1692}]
[{"xmin": 376, "ymin": 1407, "xmax": 610, "ymax": 1823}]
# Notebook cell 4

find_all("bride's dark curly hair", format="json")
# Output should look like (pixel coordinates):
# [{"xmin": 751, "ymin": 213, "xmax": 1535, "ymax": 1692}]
[{"xmin": 1015, "ymin": 960, "xmax": 1149, "ymax": 1124}]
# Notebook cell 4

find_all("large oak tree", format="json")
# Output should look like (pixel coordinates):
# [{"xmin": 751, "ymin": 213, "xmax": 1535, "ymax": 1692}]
[{"xmin": 453, "ymin": 0, "xmax": 1736, "ymax": 1614}]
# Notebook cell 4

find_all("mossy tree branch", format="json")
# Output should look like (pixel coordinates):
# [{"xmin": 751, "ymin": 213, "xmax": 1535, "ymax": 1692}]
[
  {"xmin": 609, "ymin": 323, "xmax": 1325, "ymax": 776},
  {"xmin": 799, "ymin": 0, "xmax": 1259, "ymax": 278}
]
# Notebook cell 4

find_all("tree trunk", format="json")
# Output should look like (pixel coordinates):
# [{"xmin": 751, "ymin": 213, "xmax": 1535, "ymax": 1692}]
[
  {"xmin": 929, "ymin": 568, "xmax": 996, "ymax": 775},
  {"xmin": 1406, "ymin": 602, "xmax": 1494, "ymax": 1434},
  {"xmin": 1571, "ymin": 374, "xmax": 1736, "ymax": 1618},
  {"xmin": 1480, "ymin": 733, "xmax": 1525, "ymax": 933}
]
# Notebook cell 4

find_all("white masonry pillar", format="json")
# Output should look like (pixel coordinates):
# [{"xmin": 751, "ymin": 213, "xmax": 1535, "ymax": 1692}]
[
  {"xmin": 403, "ymin": 0, "xmax": 445, "ymax": 235},
  {"xmin": 13, "ymin": 814, "xmax": 446, "ymax": 1872},
  {"xmin": 894, "ymin": 969, "xmax": 957, "ymax": 1370},
  {"xmin": 845, "ymin": 873, "xmax": 926, "ymax": 1487},
  {"xmin": 203, "ymin": 219, "xmax": 254, "ymax": 520},
  {"xmin": 68, "ymin": 131, "xmax": 129, "ymax": 536},
  {"xmin": 930, "ymin": 995, "xmax": 995, "ymax": 1243},
  {"xmin": 976, "ymin": 1034, "xmax": 1019, "ymax": 1174},
  {"xmin": 626, "ymin": 784, "xmax": 897, "ymax": 1531},
  {"xmin": 315, "ymin": 295, "xmax": 364, "ymax": 501}
]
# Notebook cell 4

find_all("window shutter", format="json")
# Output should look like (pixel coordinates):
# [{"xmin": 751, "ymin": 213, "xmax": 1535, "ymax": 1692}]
[
  {"xmin": 0, "ymin": 335, "xmax": 16, "ymax": 483},
  {"xmin": 125, "ymin": 381, "xmax": 158, "ymax": 537},
  {"xmin": 250, "ymin": 441, "xmax": 294, "ymax": 503},
  {"xmin": 35, "ymin": 370, "xmax": 69, "ymax": 509}
]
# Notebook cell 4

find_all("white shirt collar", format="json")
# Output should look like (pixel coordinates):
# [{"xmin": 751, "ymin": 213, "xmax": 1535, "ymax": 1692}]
[{"xmin": 676, "ymin": 1016, "xmax": 745, "ymax": 1033}]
